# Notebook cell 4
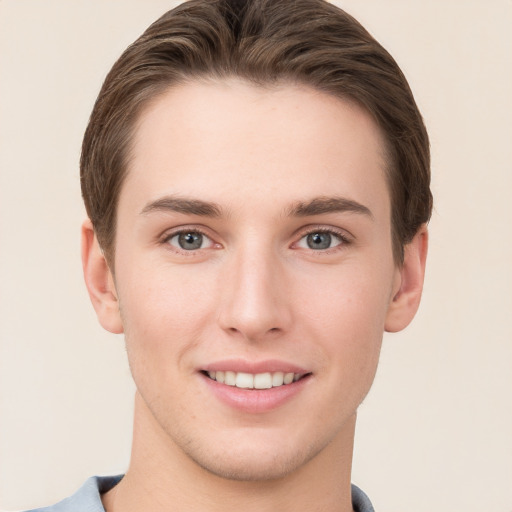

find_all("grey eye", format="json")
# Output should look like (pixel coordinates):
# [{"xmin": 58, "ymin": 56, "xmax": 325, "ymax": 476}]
[
  {"xmin": 306, "ymin": 232, "xmax": 333, "ymax": 250},
  {"xmin": 169, "ymin": 232, "xmax": 206, "ymax": 250}
]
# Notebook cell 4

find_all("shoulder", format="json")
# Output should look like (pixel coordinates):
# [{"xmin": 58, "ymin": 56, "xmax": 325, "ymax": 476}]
[
  {"xmin": 23, "ymin": 475, "xmax": 123, "ymax": 512},
  {"xmin": 351, "ymin": 483, "xmax": 376, "ymax": 512},
  {"xmin": 23, "ymin": 476, "xmax": 371, "ymax": 512}
]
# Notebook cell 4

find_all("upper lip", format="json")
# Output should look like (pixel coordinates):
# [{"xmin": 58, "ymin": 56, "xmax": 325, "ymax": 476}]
[{"xmin": 201, "ymin": 359, "xmax": 310, "ymax": 375}]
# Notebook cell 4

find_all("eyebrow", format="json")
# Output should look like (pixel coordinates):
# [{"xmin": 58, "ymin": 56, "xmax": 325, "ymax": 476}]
[
  {"xmin": 286, "ymin": 196, "xmax": 373, "ymax": 218},
  {"xmin": 140, "ymin": 196, "xmax": 222, "ymax": 217},
  {"xmin": 140, "ymin": 194, "xmax": 372, "ymax": 219}
]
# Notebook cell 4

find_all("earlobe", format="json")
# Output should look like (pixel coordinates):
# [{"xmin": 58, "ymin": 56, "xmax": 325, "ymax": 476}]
[
  {"xmin": 385, "ymin": 225, "xmax": 428, "ymax": 333},
  {"xmin": 81, "ymin": 219, "xmax": 124, "ymax": 334}
]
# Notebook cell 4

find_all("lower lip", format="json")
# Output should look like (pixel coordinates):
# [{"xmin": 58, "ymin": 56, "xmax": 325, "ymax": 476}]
[{"xmin": 201, "ymin": 373, "xmax": 311, "ymax": 414}]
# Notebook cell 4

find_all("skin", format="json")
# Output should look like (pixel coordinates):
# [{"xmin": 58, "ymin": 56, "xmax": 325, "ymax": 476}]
[{"xmin": 82, "ymin": 80, "xmax": 428, "ymax": 512}]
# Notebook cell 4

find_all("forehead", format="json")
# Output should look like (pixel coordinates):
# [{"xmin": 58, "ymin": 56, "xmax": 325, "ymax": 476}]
[{"xmin": 123, "ymin": 79, "xmax": 390, "ymax": 218}]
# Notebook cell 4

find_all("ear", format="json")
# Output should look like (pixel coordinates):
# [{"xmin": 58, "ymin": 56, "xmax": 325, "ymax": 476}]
[
  {"xmin": 385, "ymin": 225, "xmax": 428, "ymax": 333},
  {"xmin": 81, "ymin": 219, "xmax": 123, "ymax": 334}
]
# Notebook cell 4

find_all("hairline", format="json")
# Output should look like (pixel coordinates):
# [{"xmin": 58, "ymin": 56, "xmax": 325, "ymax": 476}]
[{"xmin": 103, "ymin": 75, "xmax": 400, "ymax": 270}]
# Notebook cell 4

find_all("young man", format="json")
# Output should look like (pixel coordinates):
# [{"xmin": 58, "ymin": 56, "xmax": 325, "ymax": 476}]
[{"xmin": 29, "ymin": 0, "xmax": 431, "ymax": 510}]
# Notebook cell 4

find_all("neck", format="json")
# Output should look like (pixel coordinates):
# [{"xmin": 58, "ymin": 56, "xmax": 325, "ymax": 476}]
[{"xmin": 102, "ymin": 392, "xmax": 356, "ymax": 512}]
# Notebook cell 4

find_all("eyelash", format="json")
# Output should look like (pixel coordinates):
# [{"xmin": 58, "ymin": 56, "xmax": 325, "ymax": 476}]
[
  {"xmin": 294, "ymin": 227, "xmax": 352, "ymax": 252},
  {"xmin": 161, "ymin": 227, "xmax": 217, "ymax": 253},
  {"xmin": 160, "ymin": 226, "xmax": 352, "ymax": 254}
]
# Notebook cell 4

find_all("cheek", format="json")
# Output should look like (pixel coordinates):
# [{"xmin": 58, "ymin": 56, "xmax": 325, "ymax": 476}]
[
  {"xmin": 300, "ymin": 260, "xmax": 392, "ymax": 328},
  {"xmin": 298, "ymin": 264, "xmax": 391, "ymax": 376},
  {"xmin": 116, "ymin": 262, "xmax": 218, "ymax": 369}
]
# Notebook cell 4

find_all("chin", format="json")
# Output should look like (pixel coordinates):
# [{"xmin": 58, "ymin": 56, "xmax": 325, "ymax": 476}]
[
  {"xmin": 178, "ymin": 429, "xmax": 329, "ymax": 482},
  {"xmin": 189, "ymin": 446, "xmax": 312, "ymax": 482}
]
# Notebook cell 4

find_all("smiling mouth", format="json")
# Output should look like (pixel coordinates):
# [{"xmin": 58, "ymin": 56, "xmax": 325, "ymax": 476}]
[{"xmin": 202, "ymin": 370, "xmax": 310, "ymax": 390}]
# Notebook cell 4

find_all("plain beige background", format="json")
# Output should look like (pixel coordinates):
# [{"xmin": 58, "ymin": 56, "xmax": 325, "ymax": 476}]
[{"xmin": 1, "ymin": 1, "xmax": 511, "ymax": 510}]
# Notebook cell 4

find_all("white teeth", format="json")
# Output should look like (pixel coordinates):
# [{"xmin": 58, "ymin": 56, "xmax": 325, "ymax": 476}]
[
  {"xmin": 225, "ymin": 371, "xmax": 236, "ymax": 386},
  {"xmin": 283, "ymin": 373, "xmax": 294, "ymax": 385},
  {"xmin": 235, "ymin": 372, "xmax": 254, "ymax": 389},
  {"xmin": 254, "ymin": 372, "xmax": 272, "ymax": 389},
  {"xmin": 272, "ymin": 372, "xmax": 284, "ymax": 386},
  {"xmin": 206, "ymin": 370, "xmax": 304, "ymax": 389}
]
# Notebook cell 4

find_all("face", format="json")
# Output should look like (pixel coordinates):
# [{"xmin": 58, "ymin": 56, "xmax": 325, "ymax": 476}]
[{"xmin": 111, "ymin": 80, "xmax": 402, "ymax": 480}]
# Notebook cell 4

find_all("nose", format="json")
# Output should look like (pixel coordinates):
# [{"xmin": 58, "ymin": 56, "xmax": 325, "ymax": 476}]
[{"xmin": 217, "ymin": 245, "xmax": 292, "ymax": 342}]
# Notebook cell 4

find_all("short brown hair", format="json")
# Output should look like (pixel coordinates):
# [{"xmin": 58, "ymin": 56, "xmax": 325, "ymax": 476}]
[{"xmin": 81, "ymin": 0, "xmax": 432, "ymax": 264}]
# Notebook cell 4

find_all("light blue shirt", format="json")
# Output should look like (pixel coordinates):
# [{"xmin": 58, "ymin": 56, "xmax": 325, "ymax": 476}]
[{"xmin": 25, "ymin": 475, "xmax": 375, "ymax": 512}]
